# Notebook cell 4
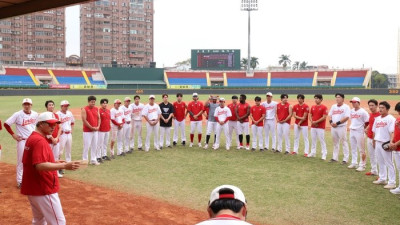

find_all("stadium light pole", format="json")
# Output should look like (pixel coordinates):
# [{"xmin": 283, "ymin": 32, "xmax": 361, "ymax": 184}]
[{"xmin": 241, "ymin": 0, "xmax": 258, "ymax": 74}]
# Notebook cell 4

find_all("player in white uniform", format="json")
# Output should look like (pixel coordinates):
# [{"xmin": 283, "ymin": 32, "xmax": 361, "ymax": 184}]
[
  {"xmin": 129, "ymin": 95, "xmax": 144, "ymax": 150},
  {"xmin": 328, "ymin": 93, "xmax": 350, "ymax": 164},
  {"xmin": 110, "ymin": 99, "xmax": 124, "ymax": 156},
  {"xmin": 195, "ymin": 185, "xmax": 253, "ymax": 225},
  {"xmin": 4, "ymin": 98, "xmax": 38, "ymax": 187},
  {"xmin": 142, "ymin": 95, "xmax": 162, "ymax": 151},
  {"xmin": 372, "ymin": 101, "xmax": 396, "ymax": 189},
  {"xmin": 348, "ymin": 97, "xmax": 370, "ymax": 170},
  {"xmin": 56, "ymin": 100, "xmax": 75, "ymax": 163},
  {"xmin": 227, "ymin": 96, "xmax": 240, "ymax": 149},
  {"xmin": 121, "ymin": 97, "xmax": 133, "ymax": 154},
  {"xmin": 261, "ymin": 92, "xmax": 277, "ymax": 151},
  {"xmin": 213, "ymin": 98, "xmax": 232, "ymax": 150}
]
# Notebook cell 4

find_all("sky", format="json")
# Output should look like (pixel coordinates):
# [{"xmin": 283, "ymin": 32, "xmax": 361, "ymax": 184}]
[{"xmin": 66, "ymin": 0, "xmax": 400, "ymax": 74}]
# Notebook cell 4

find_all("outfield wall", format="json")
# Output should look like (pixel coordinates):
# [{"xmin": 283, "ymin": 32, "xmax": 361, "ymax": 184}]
[{"xmin": 0, "ymin": 88, "xmax": 399, "ymax": 96}]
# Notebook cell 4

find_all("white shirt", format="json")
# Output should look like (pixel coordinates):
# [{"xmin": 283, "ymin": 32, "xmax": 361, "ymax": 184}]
[
  {"xmin": 130, "ymin": 103, "xmax": 145, "ymax": 121},
  {"xmin": 328, "ymin": 103, "xmax": 351, "ymax": 127},
  {"xmin": 142, "ymin": 103, "xmax": 161, "ymax": 121},
  {"xmin": 5, "ymin": 110, "xmax": 38, "ymax": 138},
  {"xmin": 261, "ymin": 101, "xmax": 277, "ymax": 120},
  {"xmin": 214, "ymin": 106, "xmax": 232, "ymax": 123},
  {"xmin": 120, "ymin": 105, "xmax": 132, "ymax": 122},
  {"xmin": 56, "ymin": 110, "xmax": 75, "ymax": 132},
  {"xmin": 349, "ymin": 108, "xmax": 369, "ymax": 130},
  {"xmin": 110, "ymin": 107, "xmax": 124, "ymax": 127},
  {"xmin": 372, "ymin": 114, "xmax": 395, "ymax": 142}
]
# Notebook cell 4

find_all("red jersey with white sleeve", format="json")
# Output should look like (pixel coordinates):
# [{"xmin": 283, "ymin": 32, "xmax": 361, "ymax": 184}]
[
  {"xmin": 99, "ymin": 108, "xmax": 111, "ymax": 132},
  {"xmin": 83, "ymin": 106, "xmax": 99, "ymax": 132},
  {"xmin": 173, "ymin": 101, "xmax": 186, "ymax": 122},
  {"xmin": 142, "ymin": 103, "xmax": 162, "ymax": 121},
  {"xmin": 261, "ymin": 101, "xmax": 277, "ymax": 120},
  {"xmin": 392, "ymin": 117, "xmax": 400, "ymax": 151},
  {"xmin": 237, "ymin": 103, "xmax": 250, "ymax": 122},
  {"xmin": 293, "ymin": 103, "xmax": 309, "ymax": 126},
  {"xmin": 56, "ymin": 110, "xmax": 75, "ymax": 133},
  {"xmin": 129, "ymin": 103, "xmax": 145, "ymax": 121},
  {"xmin": 214, "ymin": 106, "xmax": 232, "ymax": 123},
  {"xmin": 250, "ymin": 105, "xmax": 266, "ymax": 127},
  {"xmin": 5, "ymin": 110, "xmax": 38, "ymax": 139},
  {"xmin": 187, "ymin": 101, "xmax": 204, "ymax": 121},
  {"xmin": 349, "ymin": 108, "xmax": 369, "ymax": 130},
  {"xmin": 310, "ymin": 104, "xmax": 328, "ymax": 129},
  {"xmin": 328, "ymin": 104, "xmax": 351, "ymax": 127},
  {"xmin": 277, "ymin": 102, "xmax": 291, "ymax": 124},
  {"xmin": 227, "ymin": 103, "xmax": 238, "ymax": 121},
  {"xmin": 110, "ymin": 107, "xmax": 124, "ymax": 127},
  {"xmin": 367, "ymin": 112, "xmax": 380, "ymax": 139},
  {"xmin": 21, "ymin": 131, "xmax": 59, "ymax": 195},
  {"xmin": 372, "ymin": 114, "xmax": 396, "ymax": 142}
]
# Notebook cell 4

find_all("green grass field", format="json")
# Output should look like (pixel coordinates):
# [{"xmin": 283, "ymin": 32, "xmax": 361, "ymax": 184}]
[{"xmin": 1, "ymin": 94, "xmax": 400, "ymax": 225}]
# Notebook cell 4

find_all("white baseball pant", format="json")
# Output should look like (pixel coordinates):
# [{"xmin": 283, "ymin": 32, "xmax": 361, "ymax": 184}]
[
  {"xmin": 206, "ymin": 121, "xmax": 217, "ymax": 135},
  {"xmin": 82, "ymin": 132, "xmax": 98, "ymax": 162},
  {"xmin": 16, "ymin": 140, "xmax": 26, "ymax": 184},
  {"xmin": 237, "ymin": 122, "xmax": 250, "ymax": 135},
  {"xmin": 111, "ymin": 127, "xmax": 123, "ymax": 155},
  {"xmin": 331, "ymin": 126, "xmax": 349, "ymax": 162},
  {"xmin": 27, "ymin": 193, "xmax": 65, "ymax": 225},
  {"xmin": 214, "ymin": 123, "xmax": 230, "ymax": 149},
  {"xmin": 145, "ymin": 122, "xmax": 159, "ymax": 151},
  {"xmin": 375, "ymin": 140, "xmax": 396, "ymax": 185},
  {"xmin": 294, "ymin": 124, "xmax": 309, "ymax": 154},
  {"xmin": 159, "ymin": 126, "xmax": 171, "ymax": 147},
  {"xmin": 349, "ymin": 129, "xmax": 366, "ymax": 166},
  {"xmin": 190, "ymin": 121, "xmax": 202, "ymax": 134},
  {"xmin": 59, "ymin": 133, "xmax": 72, "ymax": 162},
  {"xmin": 130, "ymin": 120, "xmax": 143, "ymax": 149},
  {"xmin": 50, "ymin": 143, "xmax": 60, "ymax": 161},
  {"xmin": 277, "ymin": 123, "xmax": 291, "ymax": 152},
  {"xmin": 251, "ymin": 125, "xmax": 263, "ymax": 149},
  {"xmin": 367, "ymin": 138, "xmax": 377, "ymax": 174},
  {"xmin": 264, "ymin": 119, "xmax": 276, "ymax": 150},
  {"xmin": 310, "ymin": 128, "xmax": 327, "ymax": 158},
  {"xmin": 228, "ymin": 121, "xmax": 240, "ymax": 147},
  {"xmin": 122, "ymin": 123, "xmax": 131, "ymax": 152},
  {"xmin": 97, "ymin": 131, "xmax": 110, "ymax": 157},
  {"xmin": 393, "ymin": 151, "xmax": 400, "ymax": 187},
  {"xmin": 173, "ymin": 119, "xmax": 186, "ymax": 143}
]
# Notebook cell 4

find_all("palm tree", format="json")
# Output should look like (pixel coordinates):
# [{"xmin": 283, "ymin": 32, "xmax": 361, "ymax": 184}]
[
  {"xmin": 300, "ymin": 61, "xmax": 308, "ymax": 70},
  {"xmin": 241, "ymin": 58, "xmax": 248, "ymax": 70},
  {"xmin": 278, "ymin": 54, "xmax": 291, "ymax": 70},
  {"xmin": 292, "ymin": 61, "xmax": 300, "ymax": 70},
  {"xmin": 250, "ymin": 57, "xmax": 259, "ymax": 70}
]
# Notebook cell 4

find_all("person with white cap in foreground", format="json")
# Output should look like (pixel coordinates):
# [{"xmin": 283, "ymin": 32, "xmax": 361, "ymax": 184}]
[
  {"xmin": 21, "ymin": 111, "xmax": 80, "ymax": 225},
  {"xmin": 213, "ymin": 98, "xmax": 232, "ymax": 150},
  {"xmin": 348, "ymin": 97, "xmax": 369, "ymax": 171},
  {"xmin": 121, "ymin": 97, "xmax": 133, "ymax": 154},
  {"xmin": 110, "ymin": 99, "xmax": 124, "ymax": 157},
  {"xmin": 4, "ymin": 98, "xmax": 38, "ymax": 188},
  {"xmin": 142, "ymin": 95, "xmax": 162, "ymax": 151},
  {"xmin": 195, "ymin": 184, "xmax": 252, "ymax": 225},
  {"xmin": 57, "ymin": 100, "xmax": 75, "ymax": 164},
  {"xmin": 187, "ymin": 93, "xmax": 205, "ymax": 147}
]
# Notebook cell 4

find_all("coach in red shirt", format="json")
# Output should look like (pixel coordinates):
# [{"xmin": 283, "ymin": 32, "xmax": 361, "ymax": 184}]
[{"xmin": 21, "ymin": 112, "xmax": 80, "ymax": 225}]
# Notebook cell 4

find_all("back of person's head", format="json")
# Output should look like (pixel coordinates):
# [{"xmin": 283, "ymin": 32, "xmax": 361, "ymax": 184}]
[{"xmin": 208, "ymin": 185, "xmax": 247, "ymax": 218}]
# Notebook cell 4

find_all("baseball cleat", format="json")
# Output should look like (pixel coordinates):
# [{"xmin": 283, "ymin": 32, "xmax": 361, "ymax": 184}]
[
  {"xmin": 57, "ymin": 171, "xmax": 63, "ymax": 178},
  {"xmin": 90, "ymin": 161, "xmax": 100, "ymax": 165},
  {"xmin": 322, "ymin": 155, "xmax": 327, "ymax": 160},
  {"xmin": 284, "ymin": 151, "xmax": 290, "ymax": 155},
  {"xmin": 189, "ymin": 143, "xmax": 193, "ymax": 147},
  {"xmin": 127, "ymin": 150, "xmax": 133, "ymax": 154},
  {"xmin": 102, "ymin": 156, "xmax": 111, "ymax": 161},
  {"xmin": 156, "ymin": 147, "xmax": 161, "ymax": 151},
  {"xmin": 173, "ymin": 141, "xmax": 177, "ymax": 146},
  {"xmin": 167, "ymin": 145, "xmax": 172, "ymax": 148},
  {"xmin": 245, "ymin": 145, "xmax": 250, "ymax": 150},
  {"xmin": 390, "ymin": 187, "xmax": 400, "ymax": 194},
  {"xmin": 356, "ymin": 166, "xmax": 365, "ymax": 172},
  {"xmin": 198, "ymin": 143, "xmax": 202, "ymax": 148},
  {"xmin": 226, "ymin": 147, "xmax": 230, "ymax": 151},
  {"xmin": 59, "ymin": 169, "xmax": 65, "ymax": 174},
  {"xmin": 373, "ymin": 180, "xmax": 387, "ymax": 185},
  {"xmin": 130, "ymin": 148, "xmax": 134, "ymax": 151},
  {"xmin": 307, "ymin": 153, "xmax": 316, "ymax": 158},
  {"xmin": 159, "ymin": 147, "xmax": 163, "ymax": 150},
  {"xmin": 384, "ymin": 184, "xmax": 396, "ymax": 189},
  {"xmin": 365, "ymin": 171, "xmax": 378, "ymax": 176},
  {"xmin": 303, "ymin": 153, "xmax": 308, "ymax": 157},
  {"xmin": 274, "ymin": 150, "xmax": 281, "ymax": 153},
  {"xmin": 204, "ymin": 144, "xmax": 209, "ymax": 149},
  {"xmin": 291, "ymin": 152, "xmax": 297, "ymax": 155},
  {"xmin": 260, "ymin": 148, "xmax": 264, "ymax": 152},
  {"xmin": 347, "ymin": 164, "xmax": 358, "ymax": 169},
  {"xmin": 236, "ymin": 146, "xmax": 241, "ymax": 150},
  {"xmin": 138, "ymin": 147, "xmax": 143, "ymax": 150},
  {"xmin": 329, "ymin": 159, "xmax": 338, "ymax": 163},
  {"xmin": 341, "ymin": 161, "xmax": 348, "ymax": 165},
  {"xmin": 251, "ymin": 148, "xmax": 256, "ymax": 151},
  {"xmin": 182, "ymin": 141, "xmax": 186, "ymax": 145}
]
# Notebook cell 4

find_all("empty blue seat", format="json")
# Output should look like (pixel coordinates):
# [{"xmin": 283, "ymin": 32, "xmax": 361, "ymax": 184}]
[
  {"xmin": 0, "ymin": 75, "xmax": 35, "ymax": 86},
  {"xmin": 57, "ymin": 77, "xmax": 87, "ymax": 84},
  {"xmin": 270, "ymin": 78, "xmax": 313, "ymax": 87},
  {"xmin": 89, "ymin": 77, "xmax": 105, "ymax": 85},
  {"xmin": 228, "ymin": 78, "xmax": 267, "ymax": 87},
  {"xmin": 169, "ymin": 78, "xmax": 207, "ymax": 86},
  {"xmin": 335, "ymin": 77, "xmax": 364, "ymax": 86}
]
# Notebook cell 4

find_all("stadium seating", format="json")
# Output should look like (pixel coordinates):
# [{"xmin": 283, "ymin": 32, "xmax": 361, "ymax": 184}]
[
  {"xmin": 51, "ymin": 69, "xmax": 88, "ymax": 85},
  {"xmin": 0, "ymin": 67, "xmax": 36, "ymax": 87},
  {"xmin": 270, "ymin": 72, "xmax": 314, "ymax": 87},
  {"xmin": 335, "ymin": 70, "xmax": 367, "ymax": 87},
  {"xmin": 85, "ymin": 70, "xmax": 106, "ymax": 85},
  {"xmin": 167, "ymin": 72, "xmax": 208, "ymax": 87},
  {"xmin": 226, "ymin": 72, "xmax": 267, "ymax": 87}
]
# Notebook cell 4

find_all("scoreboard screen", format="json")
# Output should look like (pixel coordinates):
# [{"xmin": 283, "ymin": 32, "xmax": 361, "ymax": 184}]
[{"xmin": 191, "ymin": 49, "xmax": 240, "ymax": 70}]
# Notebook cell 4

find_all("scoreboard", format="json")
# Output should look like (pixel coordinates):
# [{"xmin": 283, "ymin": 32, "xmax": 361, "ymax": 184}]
[{"xmin": 191, "ymin": 49, "xmax": 240, "ymax": 70}]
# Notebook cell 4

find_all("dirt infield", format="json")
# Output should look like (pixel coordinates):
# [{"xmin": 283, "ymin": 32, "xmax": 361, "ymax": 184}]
[{"xmin": 0, "ymin": 162, "xmax": 208, "ymax": 225}]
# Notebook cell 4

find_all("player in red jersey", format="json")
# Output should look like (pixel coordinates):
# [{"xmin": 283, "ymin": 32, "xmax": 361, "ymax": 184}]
[
  {"xmin": 235, "ymin": 94, "xmax": 251, "ymax": 150},
  {"xmin": 228, "ymin": 95, "xmax": 240, "ymax": 149},
  {"xmin": 187, "ymin": 93, "xmax": 204, "ymax": 147},
  {"xmin": 292, "ymin": 94, "xmax": 310, "ymax": 156},
  {"xmin": 173, "ymin": 93, "xmax": 187, "ymax": 146},
  {"xmin": 309, "ymin": 94, "xmax": 328, "ymax": 159},
  {"xmin": 364, "ymin": 99, "xmax": 380, "ymax": 176},
  {"xmin": 250, "ymin": 96, "xmax": 266, "ymax": 151},
  {"xmin": 389, "ymin": 102, "xmax": 400, "ymax": 194},
  {"xmin": 276, "ymin": 94, "xmax": 292, "ymax": 154}
]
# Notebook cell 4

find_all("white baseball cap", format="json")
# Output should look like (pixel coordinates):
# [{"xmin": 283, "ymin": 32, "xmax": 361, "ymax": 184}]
[
  {"xmin": 350, "ymin": 97, "xmax": 361, "ymax": 103},
  {"xmin": 149, "ymin": 95, "xmax": 155, "ymax": 99},
  {"xmin": 37, "ymin": 112, "xmax": 60, "ymax": 124},
  {"xmin": 192, "ymin": 93, "xmax": 198, "ymax": 97},
  {"xmin": 209, "ymin": 185, "xmax": 246, "ymax": 205},
  {"xmin": 266, "ymin": 92, "xmax": 273, "ymax": 97},
  {"xmin": 219, "ymin": 97, "xmax": 226, "ymax": 102},
  {"xmin": 60, "ymin": 100, "xmax": 70, "ymax": 106},
  {"xmin": 124, "ymin": 97, "xmax": 131, "ymax": 102},
  {"xmin": 22, "ymin": 98, "xmax": 32, "ymax": 104},
  {"xmin": 114, "ymin": 99, "xmax": 122, "ymax": 104}
]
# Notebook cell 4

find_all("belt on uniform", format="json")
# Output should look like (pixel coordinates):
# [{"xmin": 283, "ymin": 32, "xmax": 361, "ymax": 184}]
[{"xmin": 62, "ymin": 131, "xmax": 71, "ymax": 134}]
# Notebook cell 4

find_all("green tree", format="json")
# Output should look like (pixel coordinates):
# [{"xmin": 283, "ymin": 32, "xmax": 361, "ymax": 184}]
[
  {"xmin": 371, "ymin": 70, "xmax": 389, "ymax": 88},
  {"xmin": 241, "ymin": 58, "xmax": 248, "ymax": 70},
  {"xmin": 250, "ymin": 57, "xmax": 259, "ymax": 70},
  {"xmin": 292, "ymin": 61, "xmax": 300, "ymax": 70},
  {"xmin": 279, "ymin": 54, "xmax": 291, "ymax": 70},
  {"xmin": 300, "ymin": 61, "xmax": 308, "ymax": 70},
  {"xmin": 175, "ymin": 58, "xmax": 191, "ymax": 67}
]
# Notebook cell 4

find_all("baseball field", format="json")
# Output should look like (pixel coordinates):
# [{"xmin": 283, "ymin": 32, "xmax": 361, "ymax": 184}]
[{"xmin": 1, "ymin": 94, "xmax": 400, "ymax": 225}]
